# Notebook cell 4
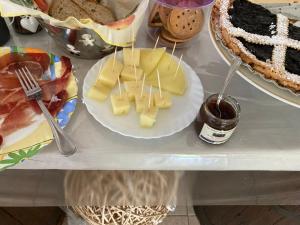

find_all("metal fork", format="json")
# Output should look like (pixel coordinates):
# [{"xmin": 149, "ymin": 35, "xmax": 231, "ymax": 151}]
[{"xmin": 15, "ymin": 66, "xmax": 77, "ymax": 156}]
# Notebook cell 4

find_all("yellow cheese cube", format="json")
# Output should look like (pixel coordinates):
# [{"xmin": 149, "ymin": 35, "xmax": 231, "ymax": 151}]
[
  {"xmin": 99, "ymin": 57, "xmax": 123, "ymax": 88},
  {"xmin": 135, "ymin": 93, "xmax": 154, "ymax": 113},
  {"xmin": 87, "ymin": 84, "xmax": 111, "ymax": 102},
  {"xmin": 110, "ymin": 93, "xmax": 130, "ymax": 115},
  {"xmin": 124, "ymin": 81, "xmax": 142, "ymax": 101},
  {"xmin": 140, "ymin": 48, "xmax": 165, "ymax": 75},
  {"xmin": 140, "ymin": 106, "xmax": 158, "ymax": 128},
  {"xmin": 146, "ymin": 53, "xmax": 187, "ymax": 95},
  {"xmin": 123, "ymin": 48, "xmax": 140, "ymax": 66},
  {"xmin": 120, "ymin": 65, "xmax": 143, "ymax": 82},
  {"xmin": 154, "ymin": 92, "xmax": 172, "ymax": 109}
]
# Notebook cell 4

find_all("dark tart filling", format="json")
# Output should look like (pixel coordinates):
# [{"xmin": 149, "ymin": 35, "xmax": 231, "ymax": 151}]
[
  {"xmin": 228, "ymin": 0, "xmax": 300, "ymax": 75},
  {"xmin": 229, "ymin": 0, "xmax": 277, "ymax": 36},
  {"xmin": 238, "ymin": 37, "xmax": 274, "ymax": 62},
  {"xmin": 285, "ymin": 48, "xmax": 300, "ymax": 75}
]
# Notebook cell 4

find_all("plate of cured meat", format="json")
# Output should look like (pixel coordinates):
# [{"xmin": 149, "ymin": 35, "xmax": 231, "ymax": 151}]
[
  {"xmin": 0, "ymin": 47, "xmax": 78, "ymax": 170},
  {"xmin": 210, "ymin": 0, "xmax": 300, "ymax": 108}
]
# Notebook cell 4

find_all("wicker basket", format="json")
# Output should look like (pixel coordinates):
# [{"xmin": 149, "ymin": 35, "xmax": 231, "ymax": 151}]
[{"xmin": 64, "ymin": 171, "xmax": 181, "ymax": 225}]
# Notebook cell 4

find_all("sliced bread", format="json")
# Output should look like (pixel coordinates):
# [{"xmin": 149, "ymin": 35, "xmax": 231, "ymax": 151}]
[
  {"xmin": 71, "ymin": 0, "xmax": 116, "ymax": 24},
  {"xmin": 49, "ymin": 0, "xmax": 90, "ymax": 21}
]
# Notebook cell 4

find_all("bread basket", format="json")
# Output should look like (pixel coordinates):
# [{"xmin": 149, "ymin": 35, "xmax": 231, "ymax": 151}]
[{"xmin": 0, "ymin": 0, "xmax": 149, "ymax": 59}]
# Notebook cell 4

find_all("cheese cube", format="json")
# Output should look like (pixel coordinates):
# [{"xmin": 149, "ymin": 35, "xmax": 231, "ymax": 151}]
[
  {"xmin": 123, "ymin": 48, "xmax": 140, "ymax": 66},
  {"xmin": 135, "ymin": 93, "xmax": 154, "ymax": 113},
  {"xmin": 140, "ymin": 106, "xmax": 158, "ymax": 128},
  {"xmin": 110, "ymin": 93, "xmax": 130, "ymax": 115},
  {"xmin": 99, "ymin": 57, "xmax": 123, "ymax": 88},
  {"xmin": 121, "ymin": 65, "xmax": 143, "ymax": 82},
  {"xmin": 87, "ymin": 84, "xmax": 111, "ymax": 102},
  {"xmin": 154, "ymin": 92, "xmax": 172, "ymax": 109},
  {"xmin": 124, "ymin": 81, "xmax": 142, "ymax": 101}
]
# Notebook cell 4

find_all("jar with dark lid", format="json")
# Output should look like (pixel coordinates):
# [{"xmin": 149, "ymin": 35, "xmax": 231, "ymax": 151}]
[{"xmin": 195, "ymin": 94, "xmax": 240, "ymax": 145}]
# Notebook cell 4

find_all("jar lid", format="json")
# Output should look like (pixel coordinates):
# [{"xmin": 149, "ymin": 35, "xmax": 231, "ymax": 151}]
[{"xmin": 156, "ymin": 0, "xmax": 215, "ymax": 8}]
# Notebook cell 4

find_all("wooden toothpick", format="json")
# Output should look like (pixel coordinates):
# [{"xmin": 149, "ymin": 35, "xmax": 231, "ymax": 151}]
[
  {"xmin": 174, "ymin": 54, "xmax": 183, "ymax": 79},
  {"xmin": 112, "ymin": 47, "xmax": 117, "ymax": 72},
  {"xmin": 98, "ymin": 61, "xmax": 104, "ymax": 77},
  {"xmin": 171, "ymin": 42, "xmax": 177, "ymax": 58},
  {"xmin": 134, "ymin": 64, "xmax": 137, "ymax": 84},
  {"xmin": 154, "ymin": 36, "xmax": 160, "ymax": 49},
  {"xmin": 156, "ymin": 69, "xmax": 162, "ymax": 98},
  {"xmin": 140, "ymin": 73, "xmax": 146, "ymax": 97},
  {"xmin": 148, "ymin": 85, "xmax": 152, "ymax": 109},
  {"xmin": 168, "ymin": 42, "xmax": 177, "ymax": 69},
  {"xmin": 131, "ymin": 24, "xmax": 135, "ymax": 56},
  {"xmin": 117, "ymin": 77, "xmax": 122, "ymax": 96}
]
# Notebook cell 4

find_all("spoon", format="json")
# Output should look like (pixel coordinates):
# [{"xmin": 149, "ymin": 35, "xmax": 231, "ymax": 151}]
[{"xmin": 216, "ymin": 57, "xmax": 242, "ymax": 117}]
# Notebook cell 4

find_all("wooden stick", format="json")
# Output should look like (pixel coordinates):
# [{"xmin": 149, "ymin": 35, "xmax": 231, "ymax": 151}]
[
  {"xmin": 131, "ymin": 24, "xmax": 135, "ymax": 57},
  {"xmin": 171, "ymin": 42, "xmax": 177, "ymax": 59},
  {"xmin": 154, "ymin": 36, "xmax": 160, "ymax": 49},
  {"xmin": 156, "ymin": 69, "xmax": 162, "ymax": 98},
  {"xmin": 112, "ymin": 47, "xmax": 117, "ymax": 72},
  {"xmin": 148, "ymin": 86, "xmax": 152, "ymax": 109},
  {"xmin": 168, "ymin": 42, "xmax": 177, "ymax": 69},
  {"xmin": 140, "ymin": 74, "xmax": 146, "ymax": 97},
  {"xmin": 174, "ymin": 54, "xmax": 183, "ymax": 78},
  {"xmin": 117, "ymin": 77, "xmax": 122, "ymax": 96},
  {"xmin": 134, "ymin": 64, "xmax": 137, "ymax": 83},
  {"xmin": 98, "ymin": 61, "xmax": 104, "ymax": 78}
]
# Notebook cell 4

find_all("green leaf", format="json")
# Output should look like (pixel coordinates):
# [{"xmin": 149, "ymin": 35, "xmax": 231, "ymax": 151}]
[
  {"xmin": 0, "ymin": 159, "xmax": 17, "ymax": 165},
  {"xmin": 26, "ymin": 144, "xmax": 42, "ymax": 157},
  {"xmin": 19, "ymin": 150, "xmax": 27, "ymax": 158},
  {"xmin": 8, "ymin": 152, "xmax": 22, "ymax": 161}
]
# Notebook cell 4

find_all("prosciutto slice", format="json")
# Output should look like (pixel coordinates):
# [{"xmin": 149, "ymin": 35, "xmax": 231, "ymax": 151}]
[{"xmin": 0, "ymin": 53, "xmax": 72, "ymax": 143}]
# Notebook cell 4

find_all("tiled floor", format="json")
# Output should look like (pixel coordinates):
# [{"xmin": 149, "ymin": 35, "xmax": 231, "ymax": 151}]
[{"xmin": 161, "ymin": 216, "xmax": 200, "ymax": 225}]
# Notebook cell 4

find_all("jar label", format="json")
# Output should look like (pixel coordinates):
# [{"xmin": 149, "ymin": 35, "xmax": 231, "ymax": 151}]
[{"xmin": 199, "ymin": 123, "xmax": 236, "ymax": 144}]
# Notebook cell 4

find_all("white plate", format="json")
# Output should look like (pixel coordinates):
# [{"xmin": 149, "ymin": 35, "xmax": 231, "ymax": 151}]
[
  {"xmin": 83, "ymin": 52, "xmax": 204, "ymax": 139},
  {"xmin": 208, "ymin": 15, "xmax": 300, "ymax": 109}
]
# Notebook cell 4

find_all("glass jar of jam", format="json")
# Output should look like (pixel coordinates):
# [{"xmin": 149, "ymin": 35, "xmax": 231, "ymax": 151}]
[{"xmin": 195, "ymin": 94, "xmax": 240, "ymax": 145}]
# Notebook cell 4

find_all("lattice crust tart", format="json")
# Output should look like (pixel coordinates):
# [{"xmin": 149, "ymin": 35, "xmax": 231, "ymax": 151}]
[{"xmin": 211, "ymin": 0, "xmax": 300, "ymax": 92}]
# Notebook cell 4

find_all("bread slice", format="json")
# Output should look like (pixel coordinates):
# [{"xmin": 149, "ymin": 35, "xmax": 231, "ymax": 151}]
[
  {"xmin": 71, "ymin": 0, "xmax": 116, "ymax": 24},
  {"xmin": 49, "ymin": 0, "xmax": 90, "ymax": 21}
]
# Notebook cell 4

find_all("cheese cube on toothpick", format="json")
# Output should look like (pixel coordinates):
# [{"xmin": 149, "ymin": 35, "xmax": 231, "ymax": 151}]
[
  {"xmin": 140, "ymin": 86, "xmax": 158, "ymax": 128},
  {"xmin": 99, "ymin": 48, "xmax": 123, "ymax": 88},
  {"xmin": 154, "ymin": 91, "xmax": 172, "ymax": 109},
  {"xmin": 87, "ymin": 85, "xmax": 111, "ymax": 102},
  {"xmin": 87, "ymin": 62, "xmax": 111, "ymax": 101},
  {"xmin": 124, "ymin": 80, "xmax": 143, "ymax": 101},
  {"xmin": 121, "ymin": 65, "xmax": 143, "ymax": 81},
  {"xmin": 135, "ymin": 75, "xmax": 153, "ymax": 112},
  {"xmin": 123, "ymin": 48, "xmax": 140, "ymax": 66},
  {"xmin": 110, "ymin": 77, "xmax": 130, "ymax": 115},
  {"xmin": 153, "ymin": 70, "xmax": 172, "ymax": 109}
]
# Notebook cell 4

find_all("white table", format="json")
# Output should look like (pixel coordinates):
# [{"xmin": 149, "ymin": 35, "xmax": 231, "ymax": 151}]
[{"xmin": 5, "ymin": 15, "xmax": 300, "ymax": 172}]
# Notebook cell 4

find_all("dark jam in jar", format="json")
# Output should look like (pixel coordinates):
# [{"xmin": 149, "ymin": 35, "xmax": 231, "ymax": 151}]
[{"xmin": 195, "ymin": 94, "xmax": 240, "ymax": 144}]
